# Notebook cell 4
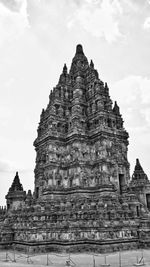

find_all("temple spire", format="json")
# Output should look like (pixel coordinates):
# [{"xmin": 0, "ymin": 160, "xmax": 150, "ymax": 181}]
[
  {"xmin": 135, "ymin": 158, "xmax": 143, "ymax": 172},
  {"xmin": 90, "ymin": 60, "xmax": 94, "ymax": 68},
  {"xmin": 63, "ymin": 63, "xmax": 67, "ymax": 76},
  {"xmin": 132, "ymin": 158, "xmax": 148, "ymax": 181},
  {"xmin": 113, "ymin": 101, "xmax": 120, "ymax": 115},
  {"xmin": 5, "ymin": 172, "xmax": 26, "ymax": 210},
  {"xmin": 9, "ymin": 171, "xmax": 23, "ymax": 192},
  {"xmin": 75, "ymin": 44, "xmax": 84, "ymax": 55},
  {"xmin": 69, "ymin": 44, "xmax": 89, "ymax": 77},
  {"xmin": 58, "ymin": 64, "xmax": 68, "ymax": 84}
]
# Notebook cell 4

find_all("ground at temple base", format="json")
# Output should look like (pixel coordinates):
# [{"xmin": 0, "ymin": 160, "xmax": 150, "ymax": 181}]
[{"xmin": 0, "ymin": 249, "xmax": 149, "ymax": 267}]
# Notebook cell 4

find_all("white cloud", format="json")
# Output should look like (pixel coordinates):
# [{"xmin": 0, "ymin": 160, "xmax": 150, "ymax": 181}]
[
  {"xmin": 111, "ymin": 75, "xmax": 150, "ymax": 177},
  {"xmin": 0, "ymin": 159, "xmax": 16, "ymax": 172},
  {"xmin": 0, "ymin": 106, "xmax": 12, "ymax": 121},
  {"xmin": 143, "ymin": 17, "xmax": 150, "ymax": 29},
  {"xmin": 0, "ymin": 0, "xmax": 29, "ymax": 46},
  {"xmin": 67, "ymin": 0, "xmax": 123, "ymax": 43},
  {"xmin": 111, "ymin": 75, "xmax": 150, "ymax": 130}
]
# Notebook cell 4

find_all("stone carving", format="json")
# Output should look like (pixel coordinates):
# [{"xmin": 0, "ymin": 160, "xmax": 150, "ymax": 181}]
[{"xmin": 1, "ymin": 44, "xmax": 150, "ymax": 253}]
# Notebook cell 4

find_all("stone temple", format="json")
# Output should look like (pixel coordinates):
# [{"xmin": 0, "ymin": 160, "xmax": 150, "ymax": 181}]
[{"xmin": 1, "ymin": 44, "xmax": 150, "ymax": 252}]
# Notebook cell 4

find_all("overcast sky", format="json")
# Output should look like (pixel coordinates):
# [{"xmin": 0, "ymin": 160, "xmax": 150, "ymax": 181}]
[{"xmin": 0, "ymin": 0, "xmax": 150, "ymax": 205}]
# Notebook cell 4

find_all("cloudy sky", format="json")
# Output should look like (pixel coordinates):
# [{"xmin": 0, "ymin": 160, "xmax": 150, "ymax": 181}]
[{"xmin": 0, "ymin": 0, "xmax": 150, "ymax": 205}]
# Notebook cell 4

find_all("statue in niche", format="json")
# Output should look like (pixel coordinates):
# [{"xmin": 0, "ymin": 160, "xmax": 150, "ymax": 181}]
[
  {"xmin": 51, "ymin": 121, "xmax": 57, "ymax": 132},
  {"xmin": 51, "ymin": 152, "xmax": 56, "ymax": 161},
  {"xmin": 48, "ymin": 173, "xmax": 53, "ymax": 186},
  {"xmin": 63, "ymin": 177, "xmax": 68, "ymax": 188},
  {"xmin": 82, "ymin": 177, "xmax": 87, "ymax": 187},
  {"xmin": 41, "ymin": 153, "xmax": 46, "ymax": 163},
  {"xmin": 90, "ymin": 176, "xmax": 95, "ymax": 186},
  {"xmin": 90, "ymin": 170, "xmax": 95, "ymax": 186},
  {"xmin": 49, "ymin": 144, "xmax": 53, "ymax": 151},
  {"xmin": 48, "ymin": 151, "xmax": 53, "ymax": 161},
  {"xmin": 69, "ymin": 176, "xmax": 74, "ymax": 187},
  {"xmin": 95, "ymin": 170, "xmax": 100, "ymax": 185},
  {"xmin": 74, "ymin": 173, "xmax": 80, "ymax": 186},
  {"xmin": 55, "ymin": 170, "xmax": 62, "ymax": 183}
]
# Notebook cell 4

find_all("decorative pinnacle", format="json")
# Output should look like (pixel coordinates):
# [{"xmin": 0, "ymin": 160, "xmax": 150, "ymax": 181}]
[
  {"xmin": 132, "ymin": 158, "xmax": 149, "ymax": 181},
  {"xmin": 113, "ymin": 101, "xmax": 120, "ymax": 115},
  {"xmin": 105, "ymin": 82, "xmax": 108, "ymax": 89},
  {"xmin": 135, "ymin": 158, "xmax": 143, "ymax": 171},
  {"xmin": 63, "ymin": 63, "xmax": 67, "ymax": 75},
  {"xmin": 76, "ymin": 44, "xmax": 84, "ymax": 55},
  {"xmin": 14, "ymin": 171, "xmax": 20, "ymax": 183},
  {"xmin": 8, "ymin": 171, "xmax": 23, "ymax": 192},
  {"xmin": 14, "ymin": 172, "xmax": 19, "ymax": 181},
  {"xmin": 90, "ymin": 60, "xmax": 94, "ymax": 68}
]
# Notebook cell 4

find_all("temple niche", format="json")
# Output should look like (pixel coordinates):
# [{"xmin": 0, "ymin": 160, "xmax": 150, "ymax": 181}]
[{"xmin": 1, "ymin": 44, "xmax": 150, "ymax": 253}]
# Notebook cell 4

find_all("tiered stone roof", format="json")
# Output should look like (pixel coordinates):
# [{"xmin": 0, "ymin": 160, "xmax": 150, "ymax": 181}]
[
  {"xmin": 130, "ymin": 158, "xmax": 150, "ymax": 187},
  {"xmin": 5, "ymin": 172, "xmax": 26, "ymax": 210},
  {"xmin": 34, "ymin": 44, "xmax": 130, "ymax": 199},
  {"xmin": 35, "ymin": 44, "xmax": 126, "ymax": 143},
  {"xmin": 2, "ymin": 44, "xmax": 150, "ymax": 253},
  {"xmin": 8, "ymin": 172, "xmax": 23, "ymax": 192}
]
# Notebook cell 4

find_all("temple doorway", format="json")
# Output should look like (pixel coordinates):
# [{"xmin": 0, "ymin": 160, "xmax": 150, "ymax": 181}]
[
  {"xmin": 119, "ymin": 174, "xmax": 125, "ymax": 194},
  {"xmin": 136, "ymin": 206, "xmax": 140, "ymax": 217},
  {"xmin": 35, "ymin": 187, "xmax": 39, "ymax": 199},
  {"xmin": 146, "ymin": 194, "xmax": 150, "ymax": 209}
]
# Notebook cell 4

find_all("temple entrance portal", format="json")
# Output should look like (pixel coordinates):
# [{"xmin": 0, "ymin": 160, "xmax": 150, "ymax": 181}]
[
  {"xmin": 146, "ymin": 194, "xmax": 150, "ymax": 209},
  {"xmin": 119, "ymin": 174, "xmax": 125, "ymax": 194}
]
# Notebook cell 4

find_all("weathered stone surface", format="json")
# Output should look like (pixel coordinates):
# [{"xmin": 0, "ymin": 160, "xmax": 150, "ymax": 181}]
[
  {"xmin": 1, "ymin": 44, "xmax": 150, "ymax": 252},
  {"xmin": 5, "ymin": 172, "xmax": 26, "ymax": 210}
]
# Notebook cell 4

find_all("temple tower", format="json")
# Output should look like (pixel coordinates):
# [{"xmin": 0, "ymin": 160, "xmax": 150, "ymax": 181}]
[
  {"xmin": 5, "ymin": 172, "xmax": 26, "ymax": 210},
  {"xmin": 1, "ymin": 44, "xmax": 150, "ymax": 253},
  {"xmin": 34, "ymin": 44, "xmax": 130, "ymax": 200},
  {"xmin": 130, "ymin": 159, "xmax": 150, "ymax": 210}
]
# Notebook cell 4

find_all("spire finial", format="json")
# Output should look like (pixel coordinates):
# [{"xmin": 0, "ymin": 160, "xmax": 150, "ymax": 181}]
[
  {"xmin": 90, "ymin": 60, "xmax": 94, "ymax": 68},
  {"xmin": 131, "ymin": 158, "xmax": 149, "ymax": 182},
  {"xmin": 76, "ymin": 44, "xmax": 84, "ymax": 55},
  {"xmin": 113, "ymin": 101, "xmax": 120, "ymax": 115},
  {"xmin": 105, "ymin": 82, "xmax": 108, "ymax": 89},
  {"xmin": 63, "ymin": 63, "xmax": 67, "ymax": 75},
  {"xmin": 8, "ymin": 171, "xmax": 24, "ymax": 192},
  {"xmin": 135, "ymin": 158, "xmax": 143, "ymax": 171}
]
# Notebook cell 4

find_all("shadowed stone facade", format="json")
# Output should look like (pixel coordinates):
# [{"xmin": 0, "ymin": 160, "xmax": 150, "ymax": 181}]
[
  {"xmin": 34, "ymin": 44, "xmax": 129, "ymax": 199},
  {"xmin": 1, "ymin": 45, "xmax": 150, "ymax": 252}
]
